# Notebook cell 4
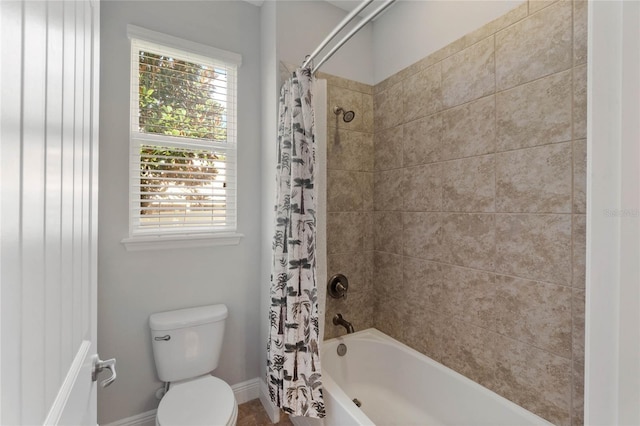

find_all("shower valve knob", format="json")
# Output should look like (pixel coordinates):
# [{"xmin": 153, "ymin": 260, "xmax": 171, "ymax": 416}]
[{"xmin": 328, "ymin": 274, "xmax": 349, "ymax": 299}]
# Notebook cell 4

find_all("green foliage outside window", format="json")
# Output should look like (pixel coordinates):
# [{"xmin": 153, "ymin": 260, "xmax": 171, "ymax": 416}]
[
  {"xmin": 138, "ymin": 51, "xmax": 227, "ymax": 140},
  {"xmin": 137, "ymin": 51, "xmax": 226, "ymax": 217}
]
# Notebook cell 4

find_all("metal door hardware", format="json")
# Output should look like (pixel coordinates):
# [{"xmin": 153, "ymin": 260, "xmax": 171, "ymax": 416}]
[{"xmin": 92, "ymin": 356, "xmax": 117, "ymax": 388}]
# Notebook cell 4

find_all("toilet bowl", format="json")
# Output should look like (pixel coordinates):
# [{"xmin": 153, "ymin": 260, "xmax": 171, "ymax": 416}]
[
  {"xmin": 156, "ymin": 376, "xmax": 237, "ymax": 426},
  {"xmin": 149, "ymin": 304, "xmax": 237, "ymax": 426}
]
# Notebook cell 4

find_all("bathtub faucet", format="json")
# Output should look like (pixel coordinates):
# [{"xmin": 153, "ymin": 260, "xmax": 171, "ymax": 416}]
[{"xmin": 333, "ymin": 313, "xmax": 355, "ymax": 334}]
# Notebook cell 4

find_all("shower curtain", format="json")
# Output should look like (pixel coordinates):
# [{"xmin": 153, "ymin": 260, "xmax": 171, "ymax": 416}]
[{"xmin": 267, "ymin": 67, "xmax": 325, "ymax": 418}]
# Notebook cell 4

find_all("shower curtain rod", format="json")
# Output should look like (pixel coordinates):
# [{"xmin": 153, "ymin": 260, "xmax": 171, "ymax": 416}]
[
  {"xmin": 301, "ymin": 0, "xmax": 374, "ymax": 69},
  {"xmin": 302, "ymin": 0, "xmax": 397, "ymax": 74}
]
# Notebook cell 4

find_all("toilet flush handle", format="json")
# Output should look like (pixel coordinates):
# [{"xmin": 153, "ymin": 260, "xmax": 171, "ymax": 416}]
[{"xmin": 154, "ymin": 335, "xmax": 171, "ymax": 341}]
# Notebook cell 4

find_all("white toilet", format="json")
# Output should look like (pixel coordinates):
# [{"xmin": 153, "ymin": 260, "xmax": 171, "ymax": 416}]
[{"xmin": 149, "ymin": 304, "xmax": 238, "ymax": 426}]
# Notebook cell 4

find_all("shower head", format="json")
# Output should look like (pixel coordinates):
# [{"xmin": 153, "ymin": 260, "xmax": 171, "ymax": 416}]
[
  {"xmin": 333, "ymin": 106, "xmax": 356, "ymax": 123},
  {"xmin": 342, "ymin": 110, "xmax": 356, "ymax": 122}
]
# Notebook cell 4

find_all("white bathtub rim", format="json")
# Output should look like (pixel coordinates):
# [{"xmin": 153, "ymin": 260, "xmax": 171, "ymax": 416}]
[{"xmin": 321, "ymin": 327, "xmax": 553, "ymax": 426}]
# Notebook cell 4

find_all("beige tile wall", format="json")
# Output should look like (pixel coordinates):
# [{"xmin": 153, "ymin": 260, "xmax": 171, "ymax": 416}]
[
  {"xmin": 321, "ymin": 73, "xmax": 376, "ymax": 340},
  {"xmin": 371, "ymin": 1, "xmax": 587, "ymax": 425},
  {"xmin": 322, "ymin": 1, "xmax": 586, "ymax": 425}
]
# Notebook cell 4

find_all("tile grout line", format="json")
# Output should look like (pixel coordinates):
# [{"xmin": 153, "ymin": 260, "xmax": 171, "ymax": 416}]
[
  {"xmin": 377, "ymin": 250, "xmax": 577, "ymax": 290},
  {"xmin": 569, "ymin": 0, "xmax": 576, "ymax": 423},
  {"xmin": 435, "ymin": 307, "xmax": 573, "ymax": 362},
  {"xmin": 494, "ymin": 30, "xmax": 499, "ymax": 266},
  {"xmin": 399, "ymin": 69, "xmax": 406, "ymax": 342},
  {"xmin": 437, "ymin": 61, "xmax": 445, "ymax": 215},
  {"xmin": 385, "ymin": 68, "xmax": 572, "ymax": 133},
  {"xmin": 373, "ymin": 139, "xmax": 576, "ymax": 172}
]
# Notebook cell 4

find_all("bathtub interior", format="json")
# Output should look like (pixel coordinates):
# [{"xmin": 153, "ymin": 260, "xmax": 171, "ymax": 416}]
[{"xmin": 319, "ymin": 328, "xmax": 552, "ymax": 426}]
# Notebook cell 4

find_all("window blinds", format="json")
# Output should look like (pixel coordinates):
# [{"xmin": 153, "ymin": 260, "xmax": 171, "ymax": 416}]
[{"xmin": 128, "ymin": 29, "xmax": 239, "ymax": 236}]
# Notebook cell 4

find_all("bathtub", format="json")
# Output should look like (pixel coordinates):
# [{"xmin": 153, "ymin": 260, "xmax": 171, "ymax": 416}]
[{"xmin": 291, "ymin": 328, "xmax": 551, "ymax": 426}]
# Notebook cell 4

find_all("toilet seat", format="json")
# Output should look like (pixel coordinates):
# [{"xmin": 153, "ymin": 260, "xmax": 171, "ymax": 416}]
[{"xmin": 157, "ymin": 376, "xmax": 237, "ymax": 426}]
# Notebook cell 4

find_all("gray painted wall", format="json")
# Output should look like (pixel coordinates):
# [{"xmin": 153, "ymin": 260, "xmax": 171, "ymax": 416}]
[
  {"xmin": 275, "ymin": 0, "xmax": 374, "ymax": 85},
  {"xmin": 98, "ymin": 1, "xmax": 261, "ymax": 423}
]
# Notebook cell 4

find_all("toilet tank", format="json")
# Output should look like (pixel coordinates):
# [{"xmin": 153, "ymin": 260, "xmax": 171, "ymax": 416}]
[{"xmin": 149, "ymin": 304, "xmax": 228, "ymax": 383}]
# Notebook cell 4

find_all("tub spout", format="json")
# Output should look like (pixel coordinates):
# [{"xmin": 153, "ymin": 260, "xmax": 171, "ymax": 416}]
[{"xmin": 333, "ymin": 313, "xmax": 355, "ymax": 334}]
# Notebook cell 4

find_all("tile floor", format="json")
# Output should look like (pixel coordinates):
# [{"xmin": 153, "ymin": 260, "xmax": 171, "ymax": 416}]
[{"xmin": 237, "ymin": 399, "xmax": 293, "ymax": 426}]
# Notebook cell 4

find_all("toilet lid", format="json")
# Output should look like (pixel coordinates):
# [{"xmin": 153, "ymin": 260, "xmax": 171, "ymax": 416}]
[{"xmin": 157, "ymin": 376, "xmax": 236, "ymax": 426}]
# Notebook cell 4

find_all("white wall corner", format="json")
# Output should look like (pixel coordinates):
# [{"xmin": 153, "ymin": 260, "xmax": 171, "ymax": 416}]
[{"xmin": 259, "ymin": 379, "xmax": 281, "ymax": 424}]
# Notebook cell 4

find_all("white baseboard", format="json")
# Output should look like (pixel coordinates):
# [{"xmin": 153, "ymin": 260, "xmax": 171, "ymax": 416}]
[
  {"xmin": 102, "ymin": 377, "xmax": 261, "ymax": 426},
  {"xmin": 259, "ymin": 378, "xmax": 280, "ymax": 424},
  {"xmin": 101, "ymin": 409, "xmax": 157, "ymax": 426},
  {"xmin": 232, "ymin": 377, "xmax": 261, "ymax": 404}
]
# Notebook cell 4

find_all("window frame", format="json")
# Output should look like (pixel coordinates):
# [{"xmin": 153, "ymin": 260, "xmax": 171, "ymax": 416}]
[{"xmin": 122, "ymin": 25, "xmax": 243, "ymax": 251}]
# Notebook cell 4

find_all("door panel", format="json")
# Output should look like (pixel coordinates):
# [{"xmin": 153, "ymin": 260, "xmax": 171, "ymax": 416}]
[{"xmin": 0, "ymin": 0, "xmax": 100, "ymax": 424}]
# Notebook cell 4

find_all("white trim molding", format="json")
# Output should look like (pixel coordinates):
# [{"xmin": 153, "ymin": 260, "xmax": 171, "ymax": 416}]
[
  {"xmin": 313, "ymin": 78, "xmax": 328, "ymax": 343},
  {"xmin": 259, "ymin": 379, "xmax": 280, "ymax": 424},
  {"xmin": 586, "ymin": 1, "xmax": 640, "ymax": 425},
  {"xmin": 126, "ymin": 25, "xmax": 242, "ymax": 67},
  {"xmin": 102, "ymin": 378, "xmax": 261, "ymax": 426},
  {"xmin": 121, "ymin": 233, "xmax": 244, "ymax": 251},
  {"xmin": 232, "ymin": 377, "xmax": 261, "ymax": 405},
  {"xmin": 44, "ymin": 341, "xmax": 92, "ymax": 425},
  {"xmin": 100, "ymin": 409, "xmax": 157, "ymax": 426}
]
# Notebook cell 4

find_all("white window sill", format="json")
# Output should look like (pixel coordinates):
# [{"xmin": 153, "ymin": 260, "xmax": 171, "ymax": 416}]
[{"xmin": 121, "ymin": 232, "xmax": 244, "ymax": 251}]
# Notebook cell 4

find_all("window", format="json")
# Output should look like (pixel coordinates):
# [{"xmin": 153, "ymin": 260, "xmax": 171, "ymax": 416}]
[{"xmin": 123, "ymin": 26, "xmax": 242, "ymax": 250}]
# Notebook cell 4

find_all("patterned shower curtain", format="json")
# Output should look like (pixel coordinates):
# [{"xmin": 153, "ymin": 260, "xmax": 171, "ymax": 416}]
[{"xmin": 267, "ymin": 67, "xmax": 325, "ymax": 418}]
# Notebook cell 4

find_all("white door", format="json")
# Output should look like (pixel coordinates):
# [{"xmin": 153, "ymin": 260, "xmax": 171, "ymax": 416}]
[{"xmin": 0, "ymin": 1, "xmax": 110, "ymax": 424}]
